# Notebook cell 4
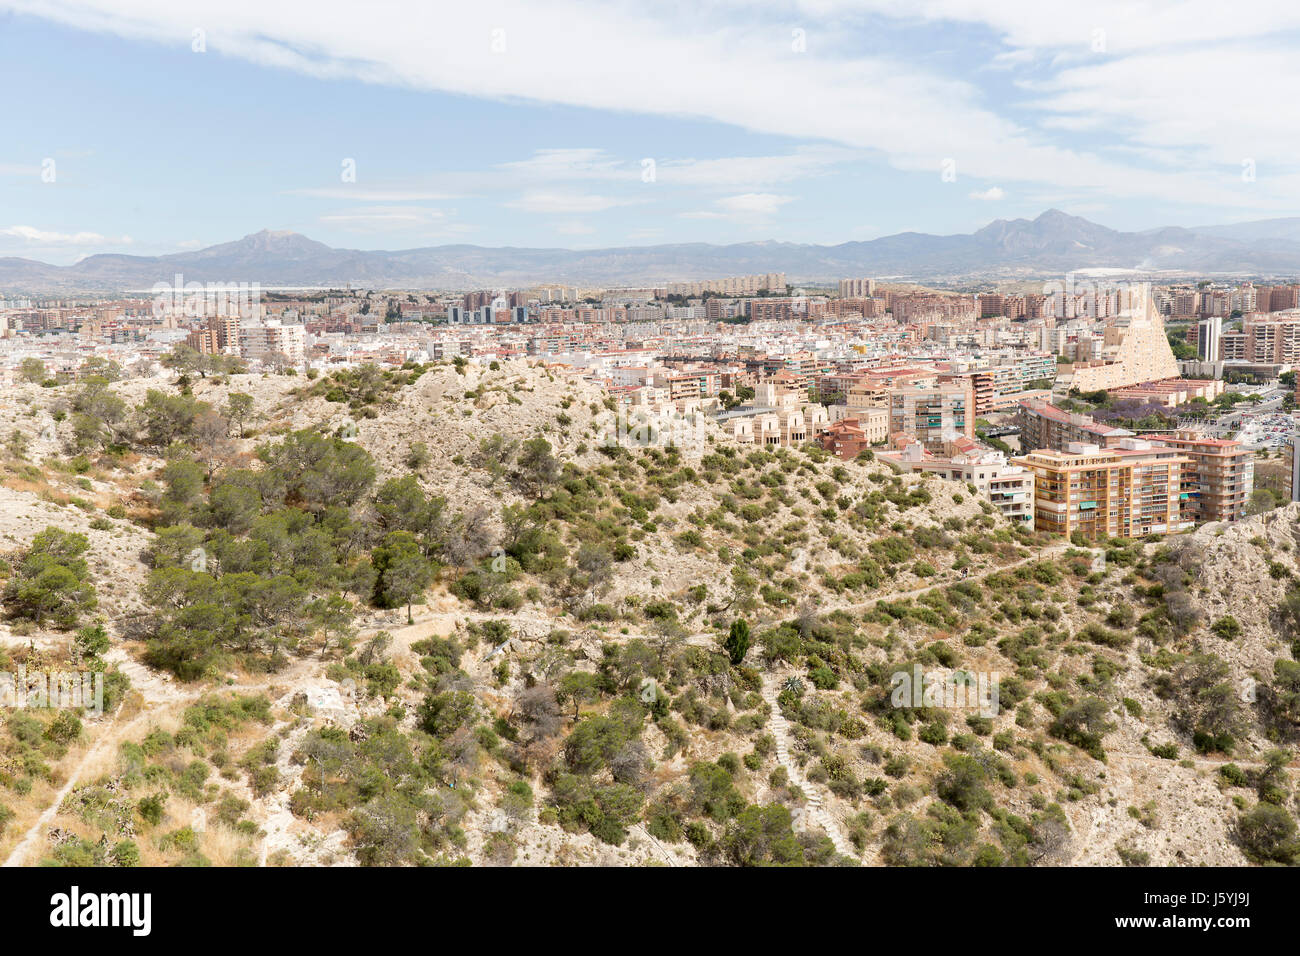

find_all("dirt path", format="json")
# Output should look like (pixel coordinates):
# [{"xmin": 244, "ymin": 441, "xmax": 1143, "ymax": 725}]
[
  {"xmin": 2, "ymin": 702, "xmax": 167, "ymax": 867},
  {"xmin": 677, "ymin": 544, "xmax": 1073, "ymax": 653},
  {"xmin": 760, "ymin": 676, "xmax": 857, "ymax": 861},
  {"xmin": 823, "ymin": 542, "xmax": 1074, "ymax": 617},
  {"xmin": 1, "ymin": 651, "xmax": 324, "ymax": 867},
  {"xmin": 627, "ymin": 822, "xmax": 679, "ymax": 867}
]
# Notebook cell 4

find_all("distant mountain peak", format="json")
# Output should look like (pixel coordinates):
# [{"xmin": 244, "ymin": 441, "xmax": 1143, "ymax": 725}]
[
  {"xmin": 3, "ymin": 210, "xmax": 1300, "ymax": 291},
  {"xmin": 184, "ymin": 229, "xmax": 334, "ymax": 264}
]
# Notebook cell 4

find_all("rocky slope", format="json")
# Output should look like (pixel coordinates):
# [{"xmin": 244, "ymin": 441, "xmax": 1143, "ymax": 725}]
[{"xmin": 0, "ymin": 363, "xmax": 1296, "ymax": 867}]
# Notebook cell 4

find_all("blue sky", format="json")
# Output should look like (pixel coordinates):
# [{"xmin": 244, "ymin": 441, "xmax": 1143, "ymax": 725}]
[{"xmin": 2, "ymin": 1, "xmax": 1299, "ymax": 263}]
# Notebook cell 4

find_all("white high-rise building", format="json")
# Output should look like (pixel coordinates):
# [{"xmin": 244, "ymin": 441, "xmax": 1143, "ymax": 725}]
[{"xmin": 1197, "ymin": 315, "xmax": 1222, "ymax": 362}]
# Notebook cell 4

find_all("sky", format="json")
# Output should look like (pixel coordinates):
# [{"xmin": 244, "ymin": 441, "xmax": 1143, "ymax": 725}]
[{"xmin": 2, "ymin": 0, "xmax": 1300, "ymax": 264}]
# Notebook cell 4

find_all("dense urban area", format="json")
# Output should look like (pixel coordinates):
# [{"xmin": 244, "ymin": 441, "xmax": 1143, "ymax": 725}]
[{"xmin": 1, "ymin": 268, "xmax": 1299, "ymax": 870}]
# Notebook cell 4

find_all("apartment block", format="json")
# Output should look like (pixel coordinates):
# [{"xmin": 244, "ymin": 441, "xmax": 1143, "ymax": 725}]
[
  {"xmin": 838, "ymin": 278, "xmax": 876, "ymax": 298},
  {"xmin": 651, "ymin": 369, "xmax": 719, "ymax": 401},
  {"xmin": 1271, "ymin": 285, "xmax": 1300, "ymax": 312},
  {"xmin": 185, "ymin": 327, "xmax": 218, "ymax": 354},
  {"xmin": 1017, "ymin": 398, "xmax": 1135, "ymax": 451},
  {"xmin": 888, "ymin": 382, "xmax": 975, "ymax": 451},
  {"xmin": 1242, "ymin": 315, "xmax": 1300, "ymax": 364},
  {"xmin": 1014, "ymin": 440, "xmax": 1193, "ymax": 540},
  {"xmin": 1148, "ymin": 431, "xmax": 1253, "ymax": 524},
  {"xmin": 1220, "ymin": 330, "xmax": 1246, "ymax": 361},
  {"xmin": 748, "ymin": 300, "xmax": 794, "ymax": 322},
  {"xmin": 239, "ymin": 320, "xmax": 306, "ymax": 365},
  {"xmin": 880, "ymin": 440, "xmax": 1034, "ymax": 527},
  {"xmin": 1196, "ymin": 315, "xmax": 1222, "ymax": 361},
  {"xmin": 665, "ymin": 273, "xmax": 784, "ymax": 297}
]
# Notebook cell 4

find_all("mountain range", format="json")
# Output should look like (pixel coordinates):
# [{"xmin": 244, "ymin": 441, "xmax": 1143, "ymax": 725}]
[{"xmin": 6, "ymin": 209, "xmax": 1300, "ymax": 292}]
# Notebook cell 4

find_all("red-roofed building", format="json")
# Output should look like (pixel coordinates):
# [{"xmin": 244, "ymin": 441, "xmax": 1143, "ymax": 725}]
[
  {"xmin": 820, "ymin": 418, "xmax": 872, "ymax": 459},
  {"xmin": 1017, "ymin": 398, "xmax": 1134, "ymax": 451}
]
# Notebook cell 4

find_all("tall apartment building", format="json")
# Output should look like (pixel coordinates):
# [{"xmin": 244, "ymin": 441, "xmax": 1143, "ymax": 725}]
[
  {"xmin": 1171, "ymin": 291, "xmax": 1200, "ymax": 318},
  {"xmin": 239, "ymin": 320, "xmax": 306, "ymax": 366},
  {"xmin": 664, "ymin": 273, "xmax": 784, "ymax": 297},
  {"xmin": 1148, "ymin": 431, "xmax": 1253, "ymax": 524},
  {"xmin": 186, "ymin": 326, "xmax": 220, "ymax": 354},
  {"xmin": 1196, "ymin": 315, "xmax": 1222, "ymax": 361},
  {"xmin": 977, "ymin": 293, "xmax": 1006, "ymax": 318},
  {"xmin": 888, "ymin": 382, "xmax": 975, "ymax": 451},
  {"xmin": 1199, "ymin": 290, "xmax": 1232, "ymax": 317},
  {"xmin": 1221, "ymin": 330, "xmax": 1246, "ymax": 360},
  {"xmin": 1254, "ymin": 286, "xmax": 1274, "ymax": 314},
  {"xmin": 1014, "ymin": 440, "xmax": 1192, "ymax": 540},
  {"xmin": 1017, "ymin": 398, "xmax": 1135, "ymax": 451},
  {"xmin": 1271, "ymin": 285, "xmax": 1300, "ymax": 312},
  {"xmin": 838, "ymin": 278, "xmax": 876, "ymax": 298},
  {"xmin": 892, "ymin": 293, "xmax": 978, "ymax": 323},
  {"xmin": 748, "ymin": 300, "xmax": 794, "ymax": 322},
  {"xmin": 1233, "ymin": 285, "xmax": 1258, "ymax": 314},
  {"xmin": 1242, "ymin": 315, "xmax": 1300, "ymax": 364},
  {"xmin": 185, "ymin": 316, "xmax": 241, "ymax": 355},
  {"xmin": 214, "ymin": 316, "xmax": 241, "ymax": 353}
]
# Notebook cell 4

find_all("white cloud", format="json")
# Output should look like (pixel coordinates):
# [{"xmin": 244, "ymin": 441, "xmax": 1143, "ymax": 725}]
[
  {"xmin": 717, "ymin": 193, "xmax": 795, "ymax": 216},
  {"xmin": 790, "ymin": 1, "xmax": 1300, "ymax": 55},
  {"xmin": 5, "ymin": 0, "xmax": 1299, "ymax": 213},
  {"xmin": 318, "ymin": 205, "xmax": 457, "ymax": 233},
  {"xmin": 969, "ymin": 186, "xmax": 1005, "ymax": 201},
  {"xmin": 554, "ymin": 221, "xmax": 596, "ymax": 235},
  {"xmin": 0, "ymin": 162, "xmax": 40, "ymax": 176},
  {"xmin": 504, "ymin": 191, "xmax": 631, "ymax": 214},
  {"xmin": 684, "ymin": 192, "xmax": 795, "ymax": 221},
  {"xmin": 290, "ymin": 187, "xmax": 459, "ymax": 201},
  {"xmin": 0, "ymin": 225, "xmax": 131, "ymax": 245},
  {"xmin": 494, "ymin": 146, "xmax": 855, "ymax": 188},
  {"xmin": 496, "ymin": 149, "xmax": 625, "ymax": 181},
  {"xmin": 657, "ymin": 147, "xmax": 859, "ymax": 186}
]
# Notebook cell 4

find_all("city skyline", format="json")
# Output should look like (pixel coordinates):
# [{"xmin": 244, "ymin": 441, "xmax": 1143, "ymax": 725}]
[{"xmin": 4, "ymin": 1, "xmax": 1300, "ymax": 264}]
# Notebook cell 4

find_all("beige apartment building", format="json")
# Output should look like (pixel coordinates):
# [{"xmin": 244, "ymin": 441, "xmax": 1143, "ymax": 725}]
[
  {"xmin": 186, "ymin": 316, "xmax": 242, "ymax": 356},
  {"xmin": 1062, "ymin": 284, "xmax": 1180, "ymax": 393},
  {"xmin": 239, "ymin": 320, "xmax": 306, "ymax": 366},
  {"xmin": 1014, "ymin": 440, "xmax": 1193, "ymax": 540},
  {"xmin": 665, "ymin": 273, "xmax": 785, "ymax": 297},
  {"xmin": 838, "ymin": 278, "xmax": 876, "ymax": 298},
  {"xmin": 888, "ymin": 382, "xmax": 975, "ymax": 451},
  {"xmin": 1240, "ymin": 315, "xmax": 1300, "ymax": 364},
  {"xmin": 1147, "ymin": 431, "xmax": 1254, "ymax": 524}
]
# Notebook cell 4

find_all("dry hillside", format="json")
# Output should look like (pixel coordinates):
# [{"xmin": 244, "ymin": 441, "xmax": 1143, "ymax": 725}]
[{"xmin": 0, "ymin": 361, "xmax": 1296, "ymax": 868}]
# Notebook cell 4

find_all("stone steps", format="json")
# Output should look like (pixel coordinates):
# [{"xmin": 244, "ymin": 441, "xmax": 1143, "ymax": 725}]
[{"xmin": 762, "ymin": 677, "xmax": 856, "ymax": 861}]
